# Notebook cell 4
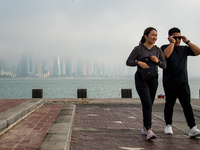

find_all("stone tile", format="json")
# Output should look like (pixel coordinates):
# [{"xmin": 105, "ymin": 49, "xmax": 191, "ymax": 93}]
[
  {"xmin": 0, "ymin": 105, "xmax": 63, "ymax": 150},
  {"xmin": 69, "ymin": 106, "xmax": 200, "ymax": 150},
  {"xmin": 0, "ymin": 100, "xmax": 27, "ymax": 113}
]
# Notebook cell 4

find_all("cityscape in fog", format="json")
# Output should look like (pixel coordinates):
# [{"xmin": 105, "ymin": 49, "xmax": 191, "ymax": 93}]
[
  {"xmin": 0, "ymin": 53, "xmax": 133, "ymax": 78},
  {"xmin": 1, "ymin": 1, "xmax": 200, "ymax": 77}
]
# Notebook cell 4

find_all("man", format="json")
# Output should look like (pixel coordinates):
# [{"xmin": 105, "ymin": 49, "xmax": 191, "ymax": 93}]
[{"xmin": 161, "ymin": 27, "xmax": 200, "ymax": 137}]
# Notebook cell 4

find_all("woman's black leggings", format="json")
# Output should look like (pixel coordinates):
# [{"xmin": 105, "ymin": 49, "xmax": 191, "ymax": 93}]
[{"xmin": 135, "ymin": 71, "xmax": 158, "ymax": 130}]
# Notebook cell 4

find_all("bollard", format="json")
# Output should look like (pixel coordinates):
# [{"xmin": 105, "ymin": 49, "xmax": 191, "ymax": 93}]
[
  {"xmin": 32, "ymin": 89, "xmax": 43, "ymax": 98},
  {"xmin": 121, "ymin": 89, "xmax": 132, "ymax": 98},
  {"xmin": 77, "ymin": 89, "xmax": 87, "ymax": 98}
]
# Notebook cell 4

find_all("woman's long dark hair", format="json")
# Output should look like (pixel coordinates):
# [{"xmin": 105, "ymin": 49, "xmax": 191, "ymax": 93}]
[{"xmin": 139, "ymin": 27, "xmax": 157, "ymax": 44}]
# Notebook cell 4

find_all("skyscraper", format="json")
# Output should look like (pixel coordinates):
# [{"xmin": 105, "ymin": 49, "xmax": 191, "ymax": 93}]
[
  {"xmin": 76, "ymin": 59, "xmax": 84, "ymax": 76},
  {"xmin": 53, "ymin": 56, "xmax": 61, "ymax": 76},
  {"xmin": 29, "ymin": 55, "xmax": 34, "ymax": 74},
  {"xmin": 0, "ymin": 59, "xmax": 5, "ymax": 71},
  {"xmin": 36, "ymin": 61, "xmax": 43, "ymax": 75},
  {"xmin": 21, "ymin": 53, "xmax": 34, "ymax": 77},
  {"xmin": 61, "ymin": 59, "xmax": 66, "ymax": 75},
  {"xmin": 65, "ymin": 58, "xmax": 72, "ymax": 76}
]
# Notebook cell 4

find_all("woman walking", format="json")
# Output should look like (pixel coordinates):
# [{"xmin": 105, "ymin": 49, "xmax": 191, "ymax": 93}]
[{"xmin": 126, "ymin": 27, "xmax": 166, "ymax": 140}]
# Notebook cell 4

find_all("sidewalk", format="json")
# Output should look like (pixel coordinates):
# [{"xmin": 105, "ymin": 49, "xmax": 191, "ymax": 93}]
[
  {"xmin": 0, "ymin": 105, "xmax": 63, "ymax": 149},
  {"xmin": 69, "ymin": 103, "xmax": 200, "ymax": 150},
  {"xmin": 0, "ymin": 99, "xmax": 76, "ymax": 150},
  {"xmin": 0, "ymin": 98, "xmax": 200, "ymax": 150}
]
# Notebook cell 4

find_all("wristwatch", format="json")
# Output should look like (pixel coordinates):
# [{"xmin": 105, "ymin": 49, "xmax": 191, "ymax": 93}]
[
  {"xmin": 186, "ymin": 40, "xmax": 190, "ymax": 44},
  {"xmin": 170, "ymin": 41, "xmax": 175, "ymax": 44}
]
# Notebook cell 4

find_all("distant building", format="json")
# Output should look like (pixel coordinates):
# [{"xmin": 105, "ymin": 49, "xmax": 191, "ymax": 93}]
[
  {"xmin": 85, "ymin": 60, "xmax": 92, "ymax": 76},
  {"xmin": 93, "ymin": 61, "xmax": 99, "ymax": 76},
  {"xmin": 76, "ymin": 59, "xmax": 84, "ymax": 76},
  {"xmin": 29, "ymin": 55, "xmax": 34, "ymax": 74},
  {"xmin": 0, "ymin": 70, "xmax": 16, "ymax": 78},
  {"xmin": 53, "ymin": 56, "xmax": 61, "ymax": 76},
  {"xmin": 2, "ymin": 53, "xmax": 133, "ymax": 78},
  {"xmin": 21, "ymin": 53, "xmax": 34, "ymax": 77},
  {"xmin": 65, "ymin": 58, "xmax": 73, "ymax": 76},
  {"xmin": 125, "ymin": 66, "xmax": 133, "ymax": 76},
  {"xmin": 61, "ymin": 59, "xmax": 66, "ymax": 75},
  {"xmin": 0, "ymin": 59, "xmax": 5, "ymax": 71}
]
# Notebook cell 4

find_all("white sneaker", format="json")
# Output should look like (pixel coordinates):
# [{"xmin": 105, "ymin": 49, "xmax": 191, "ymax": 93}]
[
  {"xmin": 189, "ymin": 126, "xmax": 200, "ymax": 137},
  {"xmin": 164, "ymin": 125, "xmax": 173, "ymax": 135},
  {"xmin": 147, "ymin": 129, "xmax": 156, "ymax": 140},
  {"xmin": 141, "ymin": 127, "xmax": 147, "ymax": 135}
]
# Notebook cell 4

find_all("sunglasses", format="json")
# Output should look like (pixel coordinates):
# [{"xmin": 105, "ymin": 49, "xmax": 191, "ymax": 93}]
[{"xmin": 173, "ymin": 36, "xmax": 182, "ymax": 40}]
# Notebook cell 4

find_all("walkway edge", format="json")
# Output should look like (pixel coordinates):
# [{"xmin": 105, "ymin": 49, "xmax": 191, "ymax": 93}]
[
  {"xmin": 0, "ymin": 99, "xmax": 43, "ymax": 135},
  {"xmin": 38, "ymin": 104, "xmax": 76, "ymax": 150},
  {"xmin": 64, "ymin": 104, "xmax": 76, "ymax": 150}
]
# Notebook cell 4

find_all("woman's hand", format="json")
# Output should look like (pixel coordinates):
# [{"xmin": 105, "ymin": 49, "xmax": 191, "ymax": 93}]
[
  {"xmin": 150, "ymin": 56, "xmax": 159, "ymax": 63},
  {"xmin": 138, "ymin": 61, "xmax": 149, "ymax": 69}
]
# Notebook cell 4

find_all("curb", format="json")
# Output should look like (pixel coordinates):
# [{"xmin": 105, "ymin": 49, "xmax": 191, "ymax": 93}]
[
  {"xmin": 38, "ymin": 104, "xmax": 76, "ymax": 150},
  {"xmin": 0, "ymin": 99, "xmax": 43, "ymax": 134},
  {"xmin": 65, "ymin": 104, "xmax": 76, "ymax": 150}
]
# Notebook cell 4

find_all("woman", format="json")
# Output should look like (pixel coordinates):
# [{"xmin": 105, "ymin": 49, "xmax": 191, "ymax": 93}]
[{"xmin": 126, "ymin": 27, "xmax": 166, "ymax": 140}]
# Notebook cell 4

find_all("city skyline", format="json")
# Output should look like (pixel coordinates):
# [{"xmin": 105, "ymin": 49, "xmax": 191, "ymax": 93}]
[
  {"xmin": 0, "ymin": 53, "xmax": 133, "ymax": 78},
  {"xmin": 1, "ymin": 1, "xmax": 200, "ymax": 77}
]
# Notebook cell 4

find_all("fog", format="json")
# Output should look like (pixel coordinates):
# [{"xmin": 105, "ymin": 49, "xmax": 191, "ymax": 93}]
[{"xmin": 1, "ymin": 0, "xmax": 200, "ymax": 76}]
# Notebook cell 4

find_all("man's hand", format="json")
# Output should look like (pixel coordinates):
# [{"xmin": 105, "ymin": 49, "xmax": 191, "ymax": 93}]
[
  {"xmin": 182, "ymin": 35, "xmax": 188, "ymax": 43},
  {"xmin": 181, "ymin": 35, "xmax": 200, "ymax": 55},
  {"xmin": 168, "ymin": 36, "xmax": 176, "ymax": 43},
  {"xmin": 138, "ymin": 61, "xmax": 149, "ymax": 69}
]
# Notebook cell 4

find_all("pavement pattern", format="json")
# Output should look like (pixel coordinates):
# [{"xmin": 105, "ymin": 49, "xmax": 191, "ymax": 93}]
[
  {"xmin": 0, "ymin": 104, "xmax": 63, "ymax": 150},
  {"xmin": 1, "ymin": 98, "xmax": 200, "ymax": 150},
  {"xmin": 0, "ymin": 100, "xmax": 27, "ymax": 113},
  {"xmin": 70, "ymin": 105, "xmax": 200, "ymax": 150}
]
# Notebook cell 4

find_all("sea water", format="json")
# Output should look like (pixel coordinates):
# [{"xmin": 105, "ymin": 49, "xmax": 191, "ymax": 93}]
[{"xmin": 0, "ymin": 77, "xmax": 199, "ymax": 99}]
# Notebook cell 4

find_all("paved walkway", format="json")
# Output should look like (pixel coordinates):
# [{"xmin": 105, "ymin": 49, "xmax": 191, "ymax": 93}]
[
  {"xmin": 0, "ymin": 98, "xmax": 200, "ymax": 150},
  {"xmin": 0, "ymin": 104, "xmax": 63, "ymax": 149},
  {"xmin": 70, "ymin": 104, "xmax": 200, "ymax": 150},
  {"xmin": 0, "ymin": 99, "xmax": 76, "ymax": 150},
  {"xmin": 0, "ymin": 100, "xmax": 27, "ymax": 113}
]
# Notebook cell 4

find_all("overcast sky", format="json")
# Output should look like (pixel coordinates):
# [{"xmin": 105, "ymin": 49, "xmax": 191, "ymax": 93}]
[{"xmin": 0, "ymin": 0, "xmax": 200, "ymax": 76}]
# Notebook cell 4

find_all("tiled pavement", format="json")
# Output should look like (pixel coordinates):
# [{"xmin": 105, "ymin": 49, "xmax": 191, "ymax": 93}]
[
  {"xmin": 1, "ymin": 99, "xmax": 200, "ymax": 150},
  {"xmin": 0, "ymin": 100, "xmax": 27, "ymax": 113},
  {"xmin": 0, "ymin": 104, "xmax": 63, "ymax": 150},
  {"xmin": 70, "ymin": 105, "xmax": 200, "ymax": 150}
]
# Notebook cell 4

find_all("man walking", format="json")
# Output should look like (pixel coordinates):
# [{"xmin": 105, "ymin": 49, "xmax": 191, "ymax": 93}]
[{"xmin": 161, "ymin": 27, "xmax": 200, "ymax": 137}]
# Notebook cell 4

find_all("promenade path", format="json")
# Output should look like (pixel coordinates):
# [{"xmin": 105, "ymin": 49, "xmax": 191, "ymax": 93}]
[
  {"xmin": 0, "ymin": 98, "xmax": 200, "ymax": 150},
  {"xmin": 0, "ymin": 100, "xmax": 27, "ymax": 113}
]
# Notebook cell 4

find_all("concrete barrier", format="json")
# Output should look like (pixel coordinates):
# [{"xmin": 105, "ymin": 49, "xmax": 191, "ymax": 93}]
[
  {"xmin": 77, "ymin": 89, "xmax": 87, "ymax": 98},
  {"xmin": 121, "ymin": 89, "xmax": 132, "ymax": 98},
  {"xmin": 32, "ymin": 89, "xmax": 43, "ymax": 98},
  {"xmin": 31, "ymin": 88, "xmax": 133, "ymax": 99}
]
